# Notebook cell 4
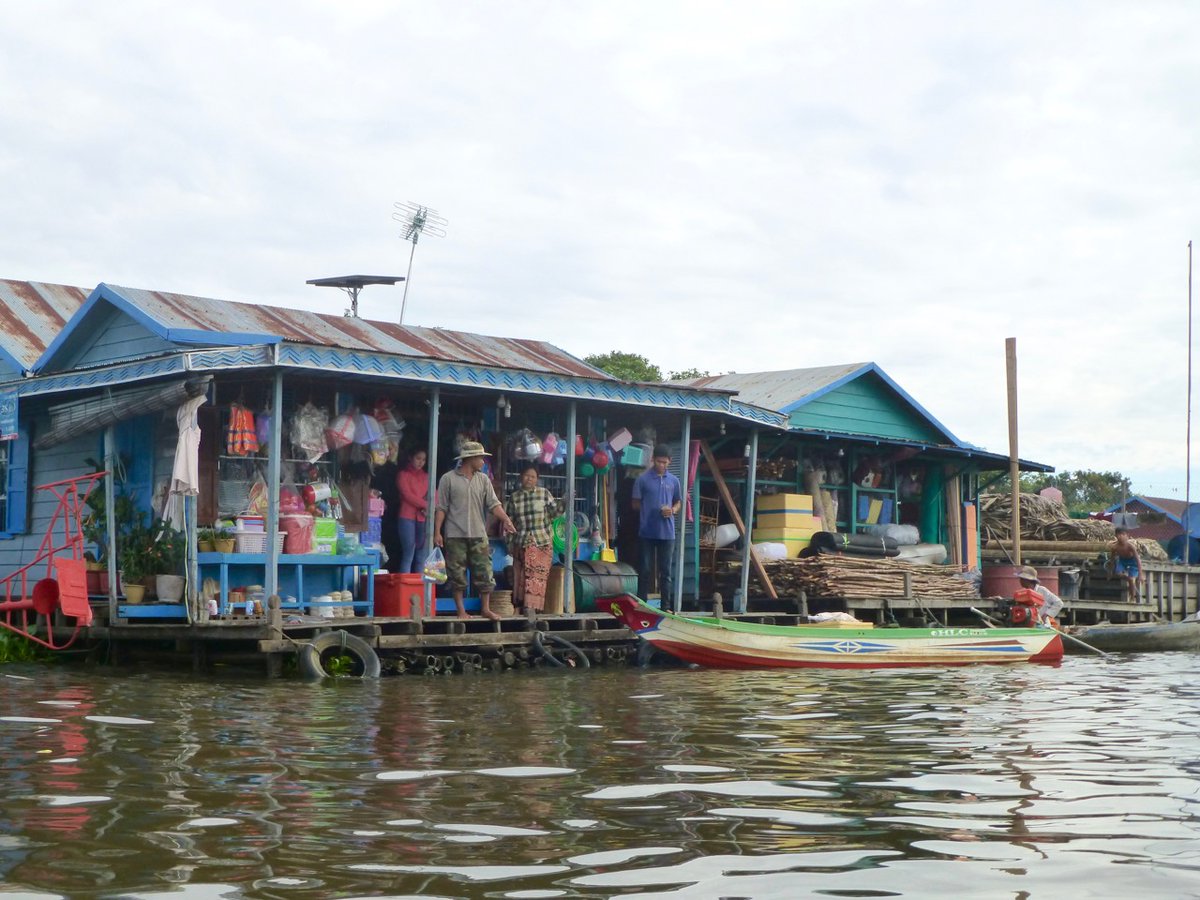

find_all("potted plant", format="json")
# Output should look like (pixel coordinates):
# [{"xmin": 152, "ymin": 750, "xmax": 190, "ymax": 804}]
[
  {"xmin": 119, "ymin": 539, "xmax": 148, "ymax": 603},
  {"xmin": 213, "ymin": 526, "xmax": 236, "ymax": 554},
  {"xmin": 151, "ymin": 524, "xmax": 187, "ymax": 603},
  {"xmin": 198, "ymin": 527, "xmax": 216, "ymax": 553}
]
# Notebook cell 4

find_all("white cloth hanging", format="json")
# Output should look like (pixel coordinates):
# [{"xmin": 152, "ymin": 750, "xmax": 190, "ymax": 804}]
[{"xmin": 162, "ymin": 393, "xmax": 208, "ymax": 528}]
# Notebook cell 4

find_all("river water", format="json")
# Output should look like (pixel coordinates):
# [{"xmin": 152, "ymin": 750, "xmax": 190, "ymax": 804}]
[{"xmin": 2, "ymin": 654, "xmax": 1199, "ymax": 899}]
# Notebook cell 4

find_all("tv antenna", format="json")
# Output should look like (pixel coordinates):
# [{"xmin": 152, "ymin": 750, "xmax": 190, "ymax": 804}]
[{"xmin": 392, "ymin": 201, "xmax": 448, "ymax": 324}]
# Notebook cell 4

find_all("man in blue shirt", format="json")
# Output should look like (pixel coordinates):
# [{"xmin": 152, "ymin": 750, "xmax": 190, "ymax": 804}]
[{"xmin": 631, "ymin": 444, "xmax": 682, "ymax": 607}]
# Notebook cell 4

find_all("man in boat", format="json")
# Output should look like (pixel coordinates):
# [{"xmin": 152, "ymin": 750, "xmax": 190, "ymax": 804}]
[
  {"xmin": 1016, "ymin": 565, "xmax": 1064, "ymax": 626},
  {"xmin": 631, "ymin": 444, "xmax": 683, "ymax": 608},
  {"xmin": 1107, "ymin": 528, "xmax": 1144, "ymax": 603}
]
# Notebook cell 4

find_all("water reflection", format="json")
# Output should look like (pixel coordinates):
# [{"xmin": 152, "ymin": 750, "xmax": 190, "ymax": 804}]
[{"xmin": 0, "ymin": 656, "xmax": 1198, "ymax": 897}]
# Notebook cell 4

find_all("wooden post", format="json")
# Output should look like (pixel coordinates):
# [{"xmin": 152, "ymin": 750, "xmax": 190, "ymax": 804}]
[
  {"xmin": 564, "ymin": 401, "xmax": 577, "ymax": 614},
  {"xmin": 673, "ymin": 415, "xmax": 691, "ymax": 613},
  {"xmin": 421, "ymin": 386, "xmax": 440, "ymax": 623},
  {"xmin": 104, "ymin": 426, "xmax": 118, "ymax": 624},
  {"xmin": 1005, "ymin": 337, "xmax": 1021, "ymax": 564},
  {"xmin": 699, "ymin": 439, "xmax": 777, "ymax": 600},
  {"xmin": 266, "ymin": 372, "xmax": 284, "ymax": 600}
]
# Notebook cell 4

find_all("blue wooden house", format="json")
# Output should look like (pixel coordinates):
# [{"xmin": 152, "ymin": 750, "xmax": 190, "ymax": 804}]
[{"xmin": 0, "ymin": 279, "xmax": 785, "ymax": 622}]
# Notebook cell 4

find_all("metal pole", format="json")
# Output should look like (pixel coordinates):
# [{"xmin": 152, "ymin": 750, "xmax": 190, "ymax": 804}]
[
  {"xmin": 399, "ymin": 237, "xmax": 418, "ymax": 325},
  {"xmin": 422, "ymin": 385, "xmax": 440, "ymax": 620},
  {"xmin": 738, "ymin": 429, "xmax": 759, "ymax": 613},
  {"xmin": 1187, "ymin": 241, "xmax": 1193, "ymax": 565},
  {"xmin": 104, "ymin": 425, "xmax": 118, "ymax": 622},
  {"xmin": 673, "ymin": 415, "xmax": 691, "ymax": 613},
  {"xmin": 564, "ymin": 401, "xmax": 577, "ymax": 614},
  {"xmin": 265, "ymin": 371, "xmax": 283, "ymax": 599}
]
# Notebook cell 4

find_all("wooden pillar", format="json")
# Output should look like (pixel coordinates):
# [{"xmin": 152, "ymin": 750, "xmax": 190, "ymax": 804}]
[
  {"xmin": 421, "ymin": 386, "xmax": 440, "ymax": 622},
  {"xmin": 564, "ymin": 401, "xmax": 577, "ymax": 614},
  {"xmin": 673, "ymin": 415, "xmax": 691, "ymax": 613},
  {"xmin": 1005, "ymin": 337, "xmax": 1021, "ymax": 564},
  {"xmin": 265, "ymin": 371, "xmax": 284, "ymax": 599},
  {"xmin": 104, "ymin": 426, "xmax": 118, "ymax": 623},
  {"xmin": 738, "ymin": 429, "xmax": 759, "ymax": 613}
]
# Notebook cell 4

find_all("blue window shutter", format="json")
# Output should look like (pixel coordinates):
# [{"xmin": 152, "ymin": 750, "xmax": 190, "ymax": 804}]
[{"xmin": 6, "ymin": 426, "xmax": 30, "ymax": 533}]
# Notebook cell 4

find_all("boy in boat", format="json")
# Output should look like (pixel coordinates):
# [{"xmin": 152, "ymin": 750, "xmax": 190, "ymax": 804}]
[
  {"xmin": 1107, "ymin": 528, "xmax": 1143, "ymax": 603},
  {"xmin": 1016, "ymin": 566, "xmax": 1064, "ymax": 626}
]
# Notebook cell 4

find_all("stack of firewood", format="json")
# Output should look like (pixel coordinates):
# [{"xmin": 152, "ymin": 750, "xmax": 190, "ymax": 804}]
[
  {"xmin": 980, "ymin": 492, "xmax": 1115, "ymax": 542},
  {"xmin": 734, "ymin": 555, "xmax": 980, "ymax": 600}
]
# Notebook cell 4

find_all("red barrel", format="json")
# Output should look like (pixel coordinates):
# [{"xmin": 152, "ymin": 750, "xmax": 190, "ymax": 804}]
[{"xmin": 981, "ymin": 564, "xmax": 1059, "ymax": 597}]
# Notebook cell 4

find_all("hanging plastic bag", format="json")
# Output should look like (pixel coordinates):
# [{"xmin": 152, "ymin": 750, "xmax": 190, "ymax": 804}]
[
  {"xmin": 540, "ymin": 432, "xmax": 559, "ymax": 464},
  {"xmin": 353, "ymin": 409, "xmax": 384, "ymax": 445},
  {"xmin": 226, "ymin": 403, "xmax": 260, "ymax": 456},
  {"xmin": 369, "ymin": 435, "xmax": 390, "ymax": 466},
  {"xmin": 325, "ymin": 412, "xmax": 356, "ymax": 450},
  {"xmin": 290, "ymin": 402, "xmax": 329, "ymax": 462},
  {"xmin": 255, "ymin": 410, "xmax": 272, "ymax": 448},
  {"xmin": 423, "ymin": 546, "xmax": 448, "ymax": 584}
]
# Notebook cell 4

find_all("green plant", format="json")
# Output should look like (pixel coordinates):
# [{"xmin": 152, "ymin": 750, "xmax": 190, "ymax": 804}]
[
  {"xmin": 214, "ymin": 526, "xmax": 234, "ymax": 541},
  {"xmin": 198, "ymin": 527, "xmax": 216, "ymax": 543},
  {"xmin": 0, "ymin": 631, "xmax": 52, "ymax": 664},
  {"xmin": 149, "ymin": 524, "xmax": 186, "ymax": 574},
  {"xmin": 325, "ymin": 654, "xmax": 355, "ymax": 676}
]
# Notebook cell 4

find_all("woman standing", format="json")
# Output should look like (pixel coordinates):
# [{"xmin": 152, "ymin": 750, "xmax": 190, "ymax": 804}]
[
  {"xmin": 504, "ymin": 464, "xmax": 561, "ymax": 616},
  {"xmin": 395, "ymin": 449, "xmax": 429, "ymax": 573}
]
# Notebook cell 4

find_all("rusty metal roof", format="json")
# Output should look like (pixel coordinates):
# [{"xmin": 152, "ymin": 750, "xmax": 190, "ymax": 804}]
[
  {"xmin": 103, "ymin": 284, "xmax": 614, "ymax": 380},
  {"xmin": 0, "ymin": 280, "xmax": 89, "ymax": 370}
]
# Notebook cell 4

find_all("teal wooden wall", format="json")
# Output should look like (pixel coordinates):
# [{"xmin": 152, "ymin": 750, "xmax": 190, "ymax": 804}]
[
  {"xmin": 789, "ymin": 373, "xmax": 945, "ymax": 443},
  {"xmin": 53, "ymin": 304, "xmax": 176, "ymax": 371}
]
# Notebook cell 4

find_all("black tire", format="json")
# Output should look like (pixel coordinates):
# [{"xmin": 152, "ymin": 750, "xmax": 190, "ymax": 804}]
[
  {"xmin": 298, "ymin": 631, "xmax": 381, "ymax": 679},
  {"xmin": 532, "ymin": 631, "xmax": 591, "ymax": 668}
]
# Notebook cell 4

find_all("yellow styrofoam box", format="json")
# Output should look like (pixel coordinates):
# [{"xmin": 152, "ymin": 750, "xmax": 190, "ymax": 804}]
[
  {"xmin": 755, "ymin": 493, "xmax": 813, "ymax": 514},
  {"xmin": 753, "ymin": 524, "xmax": 820, "ymax": 542},
  {"xmin": 755, "ymin": 511, "xmax": 823, "ymax": 531}
]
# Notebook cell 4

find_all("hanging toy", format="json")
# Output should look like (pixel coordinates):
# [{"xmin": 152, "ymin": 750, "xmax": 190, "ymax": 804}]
[{"xmin": 541, "ymin": 432, "xmax": 559, "ymax": 465}]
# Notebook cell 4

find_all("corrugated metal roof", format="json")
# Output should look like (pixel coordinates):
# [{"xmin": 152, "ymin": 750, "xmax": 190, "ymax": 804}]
[
  {"xmin": 0, "ymin": 280, "xmax": 89, "ymax": 369},
  {"xmin": 686, "ymin": 364, "xmax": 869, "ymax": 412},
  {"xmin": 104, "ymin": 284, "xmax": 614, "ymax": 380}
]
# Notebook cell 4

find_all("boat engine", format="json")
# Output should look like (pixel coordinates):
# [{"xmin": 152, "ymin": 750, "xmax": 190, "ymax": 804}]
[{"xmin": 995, "ymin": 588, "xmax": 1044, "ymax": 627}]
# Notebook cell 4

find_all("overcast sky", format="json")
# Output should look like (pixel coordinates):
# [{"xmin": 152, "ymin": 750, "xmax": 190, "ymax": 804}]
[{"xmin": 3, "ymin": 2, "xmax": 1198, "ymax": 497}]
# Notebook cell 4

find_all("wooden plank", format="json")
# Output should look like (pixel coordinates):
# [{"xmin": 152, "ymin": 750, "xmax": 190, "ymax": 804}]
[{"xmin": 699, "ymin": 440, "xmax": 777, "ymax": 600}]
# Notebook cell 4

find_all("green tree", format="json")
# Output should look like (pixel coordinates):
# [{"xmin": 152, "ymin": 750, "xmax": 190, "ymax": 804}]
[
  {"xmin": 584, "ymin": 351, "xmax": 663, "ymax": 382},
  {"xmin": 667, "ymin": 367, "xmax": 709, "ymax": 381}
]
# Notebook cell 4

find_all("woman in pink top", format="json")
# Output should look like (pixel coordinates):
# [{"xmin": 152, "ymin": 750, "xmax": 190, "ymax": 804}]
[{"xmin": 395, "ymin": 449, "xmax": 429, "ymax": 573}]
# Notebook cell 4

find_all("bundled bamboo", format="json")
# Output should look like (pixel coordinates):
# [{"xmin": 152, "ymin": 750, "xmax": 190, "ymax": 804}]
[
  {"xmin": 734, "ymin": 555, "xmax": 980, "ymax": 600},
  {"xmin": 979, "ymin": 492, "xmax": 1116, "ymax": 542}
]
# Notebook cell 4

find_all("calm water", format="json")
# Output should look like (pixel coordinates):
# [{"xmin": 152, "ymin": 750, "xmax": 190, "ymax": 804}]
[{"xmin": 2, "ymin": 654, "xmax": 1200, "ymax": 899}]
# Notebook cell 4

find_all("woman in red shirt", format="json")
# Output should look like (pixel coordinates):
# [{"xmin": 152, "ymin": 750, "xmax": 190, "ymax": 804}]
[{"xmin": 395, "ymin": 449, "xmax": 429, "ymax": 573}]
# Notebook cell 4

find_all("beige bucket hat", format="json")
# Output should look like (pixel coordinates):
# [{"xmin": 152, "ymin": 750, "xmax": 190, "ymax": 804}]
[{"xmin": 455, "ymin": 440, "xmax": 491, "ymax": 460}]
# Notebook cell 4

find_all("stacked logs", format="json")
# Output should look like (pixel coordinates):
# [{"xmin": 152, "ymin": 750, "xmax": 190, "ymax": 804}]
[
  {"xmin": 979, "ymin": 492, "xmax": 1115, "ymax": 542},
  {"xmin": 736, "ymin": 555, "xmax": 979, "ymax": 600}
]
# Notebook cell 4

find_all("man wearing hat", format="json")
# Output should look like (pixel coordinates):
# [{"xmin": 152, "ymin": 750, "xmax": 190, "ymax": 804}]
[
  {"xmin": 1016, "ymin": 565, "xmax": 1065, "ymax": 625},
  {"xmin": 434, "ymin": 441, "xmax": 516, "ymax": 620}
]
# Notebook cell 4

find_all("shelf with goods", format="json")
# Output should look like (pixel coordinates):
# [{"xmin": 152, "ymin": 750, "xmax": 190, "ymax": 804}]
[{"xmin": 197, "ymin": 550, "xmax": 380, "ymax": 617}]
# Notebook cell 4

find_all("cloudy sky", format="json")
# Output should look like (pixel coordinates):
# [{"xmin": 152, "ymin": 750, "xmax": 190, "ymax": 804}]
[{"xmin": 3, "ymin": 2, "xmax": 1198, "ymax": 496}]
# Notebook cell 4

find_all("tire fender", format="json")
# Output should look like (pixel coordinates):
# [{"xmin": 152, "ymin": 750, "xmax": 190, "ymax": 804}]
[{"xmin": 298, "ymin": 630, "xmax": 381, "ymax": 679}]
